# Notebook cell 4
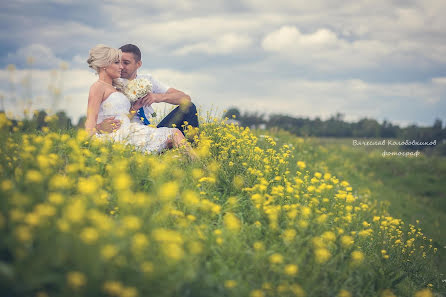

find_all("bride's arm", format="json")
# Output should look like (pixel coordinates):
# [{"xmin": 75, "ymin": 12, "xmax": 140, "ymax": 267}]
[{"xmin": 85, "ymin": 84, "xmax": 104, "ymax": 136}]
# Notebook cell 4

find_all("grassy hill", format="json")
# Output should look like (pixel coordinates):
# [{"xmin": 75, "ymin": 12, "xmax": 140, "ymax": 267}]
[
  {"xmin": 0, "ymin": 115, "xmax": 444, "ymax": 296},
  {"xmin": 293, "ymin": 136, "xmax": 445, "ymax": 274}
]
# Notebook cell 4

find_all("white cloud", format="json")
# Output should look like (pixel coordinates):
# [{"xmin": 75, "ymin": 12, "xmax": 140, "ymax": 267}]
[
  {"xmin": 0, "ymin": 66, "xmax": 444, "ymax": 126},
  {"xmin": 2, "ymin": 0, "xmax": 446, "ymax": 126},
  {"xmin": 115, "ymin": 15, "xmax": 266, "ymax": 46},
  {"xmin": 0, "ymin": 68, "xmax": 96, "ymax": 122},
  {"xmin": 432, "ymin": 77, "xmax": 446, "ymax": 85},
  {"xmin": 174, "ymin": 33, "xmax": 253, "ymax": 55},
  {"xmin": 262, "ymin": 26, "xmax": 394, "ymax": 70},
  {"xmin": 262, "ymin": 26, "xmax": 339, "ymax": 51},
  {"xmin": 192, "ymin": 71, "xmax": 446, "ymax": 126},
  {"xmin": 6, "ymin": 44, "xmax": 65, "ymax": 68},
  {"xmin": 148, "ymin": 68, "xmax": 216, "ymax": 101}
]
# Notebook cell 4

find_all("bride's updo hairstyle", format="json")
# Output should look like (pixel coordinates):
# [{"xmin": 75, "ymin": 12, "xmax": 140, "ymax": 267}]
[{"xmin": 87, "ymin": 44, "xmax": 122, "ymax": 74}]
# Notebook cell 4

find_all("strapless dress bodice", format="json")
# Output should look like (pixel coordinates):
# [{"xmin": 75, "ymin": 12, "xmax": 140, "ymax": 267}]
[{"xmin": 97, "ymin": 92, "xmax": 131, "ymax": 124}]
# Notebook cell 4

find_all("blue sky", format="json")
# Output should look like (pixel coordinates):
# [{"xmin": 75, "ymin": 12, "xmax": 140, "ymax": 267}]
[{"xmin": 0, "ymin": 0, "xmax": 445, "ymax": 126}]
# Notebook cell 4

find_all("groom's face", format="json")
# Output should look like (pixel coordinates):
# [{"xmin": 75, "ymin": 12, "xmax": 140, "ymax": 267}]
[{"xmin": 121, "ymin": 52, "xmax": 141, "ymax": 80}]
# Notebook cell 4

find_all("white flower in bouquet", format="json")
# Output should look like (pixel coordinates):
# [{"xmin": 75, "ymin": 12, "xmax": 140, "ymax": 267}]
[{"xmin": 117, "ymin": 78, "xmax": 156, "ymax": 117}]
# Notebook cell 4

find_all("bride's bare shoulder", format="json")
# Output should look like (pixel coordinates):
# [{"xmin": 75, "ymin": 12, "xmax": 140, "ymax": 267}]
[
  {"xmin": 89, "ymin": 81, "xmax": 104, "ymax": 92},
  {"xmin": 88, "ymin": 82, "xmax": 106, "ymax": 100}
]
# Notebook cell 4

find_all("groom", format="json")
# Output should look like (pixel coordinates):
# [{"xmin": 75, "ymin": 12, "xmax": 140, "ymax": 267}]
[{"xmin": 96, "ymin": 44, "xmax": 199, "ymax": 134}]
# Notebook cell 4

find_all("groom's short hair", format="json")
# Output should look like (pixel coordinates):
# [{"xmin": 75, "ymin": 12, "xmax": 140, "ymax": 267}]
[{"xmin": 120, "ymin": 44, "xmax": 141, "ymax": 62}]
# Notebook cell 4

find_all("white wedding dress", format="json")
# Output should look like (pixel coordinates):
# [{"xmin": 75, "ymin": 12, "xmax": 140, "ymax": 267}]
[{"xmin": 96, "ymin": 92, "xmax": 176, "ymax": 153}]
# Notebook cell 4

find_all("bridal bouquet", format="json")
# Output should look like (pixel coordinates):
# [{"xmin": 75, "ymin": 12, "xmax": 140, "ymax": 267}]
[{"xmin": 118, "ymin": 78, "xmax": 156, "ymax": 117}]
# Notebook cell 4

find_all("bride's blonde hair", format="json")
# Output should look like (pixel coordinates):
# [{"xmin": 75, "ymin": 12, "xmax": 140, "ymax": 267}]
[{"xmin": 87, "ymin": 44, "xmax": 122, "ymax": 74}]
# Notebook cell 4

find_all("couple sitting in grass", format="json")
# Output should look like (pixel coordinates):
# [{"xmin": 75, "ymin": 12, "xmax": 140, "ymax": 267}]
[{"xmin": 84, "ymin": 44, "xmax": 198, "ymax": 158}]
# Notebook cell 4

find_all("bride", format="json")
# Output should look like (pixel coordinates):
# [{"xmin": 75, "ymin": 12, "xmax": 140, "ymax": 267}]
[{"xmin": 84, "ymin": 44, "xmax": 194, "ymax": 156}]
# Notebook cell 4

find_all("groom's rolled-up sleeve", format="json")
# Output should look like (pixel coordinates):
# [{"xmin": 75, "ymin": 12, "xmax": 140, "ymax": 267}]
[{"xmin": 138, "ymin": 74, "xmax": 170, "ymax": 94}]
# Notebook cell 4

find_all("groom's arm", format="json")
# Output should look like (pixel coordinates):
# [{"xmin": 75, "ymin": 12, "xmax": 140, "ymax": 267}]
[
  {"xmin": 141, "ymin": 88, "xmax": 191, "ymax": 106},
  {"xmin": 96, "ymin": 117, "xmax": 122, "ymax": 133}
]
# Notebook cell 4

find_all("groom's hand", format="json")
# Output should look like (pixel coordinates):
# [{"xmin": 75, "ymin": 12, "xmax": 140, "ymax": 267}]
[
  {"xmin": 141, "ymin": 92, "xmax": 159, "ymax": 106},
  {"xmin": 96, "ymin": 117, "xmax": 121, "ymax": 133},
  {"xmin": 131, "ymin": 97, "xmax": 147, "ymax": 111}
]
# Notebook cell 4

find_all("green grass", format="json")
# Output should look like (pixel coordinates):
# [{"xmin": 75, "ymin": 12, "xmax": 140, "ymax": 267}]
[{"xmin": 301, "ymin": 136, "xmax": 446, "ymax": 273}]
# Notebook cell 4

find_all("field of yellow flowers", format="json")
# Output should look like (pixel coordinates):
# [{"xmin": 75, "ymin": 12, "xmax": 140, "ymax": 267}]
[{"xmin": 0, "ymin": 113, "xmax": 441, "ymax": 297}]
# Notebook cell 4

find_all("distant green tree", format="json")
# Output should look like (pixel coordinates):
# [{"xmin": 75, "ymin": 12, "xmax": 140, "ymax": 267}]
[
  {"xmin": 32, "ymin": 110, "xmax": 48, "ymax": 129},
  {"xmin": 77, "ymin": 116, "xmax": 87, "ymax": 129},
  {"xmin": 54, "ymin": 111, "xmax": 72, "ymax": 130},
  {"xmin": 223, "ymin": 107, "xmax": 241, "ymax": 120},
  {"xmin": 353, "ymin": 118, "xmax": 381, "ymax": 137},
  {"xmin": 238, "ymin": 111, "xmax": 266, "ymax": 129},
  {"xmin": 380, "ymin": 120, "xmax": 399, "ymax": 138}
]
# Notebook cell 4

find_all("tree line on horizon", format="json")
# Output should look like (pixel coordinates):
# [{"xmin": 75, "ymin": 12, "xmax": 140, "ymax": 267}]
[
  {"xmin": 223, "ymin": 108, "xmax": 446, "ymax": 154},
  {"xmin": 2, "ymin": 108, "xmax": 445, "ymax": 154}
]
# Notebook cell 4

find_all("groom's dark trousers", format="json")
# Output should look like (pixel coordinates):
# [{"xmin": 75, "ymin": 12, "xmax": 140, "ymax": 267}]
[{"xmin": 137, "ymin": 102, "xmax": 199, "ymax": 135}]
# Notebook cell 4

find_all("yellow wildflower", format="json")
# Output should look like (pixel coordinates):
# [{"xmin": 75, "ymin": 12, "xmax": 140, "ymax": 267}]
[
  {"xmin": 338, "ymin": 289, "xmax": 352, "ymax": 297},
  {"xmin": 314, "ymin": 248, "xmax": 331, "ymax": 263},
  {"xmin": 381, "ymin": 289, "xmax": 396, "ymax": 297},
  {"xmin": 121, "ymin": 287, "xmax": 138, "ymax": 297},
  {"xmin": 122, "ymin": 216, "xmax": 142, "ymax": 231},
  {"xmin": 48, "ymin": 193, "xmax": 64, "ymax": 204},
  {"xmin": 297, "ymin": 161, "xmax": 306, "ymax": 170},
  {"xmin": 26, "ymin": 170, "xmax": 43, "ymax": 183},
  {"xmin": 15, "ymin": 226, "xmax": 32, "ymax": 242},
  {"xmin": 253, "ymin": 241, "xmax": 264, "ymax": 251},
  {"xmin": 233, "ymin": 175, "xmax": 244, "ymax": 189},
  {"xmin": 1, "ymin": 180, "xmax": 13, "ymax": 191},
  {"xmin": 250, "ymin": 290, "xmax": 265, "ymax": 297},
  {"xmin": 101, "ymin": 244, "xmax": 118, "ymax": 260},
  {"xmin": 322, "ymin": 231, "xmax": 336, "ymax": 242},
  {"xmin": 132, "ymin": 233, "xmax": 149, "ymax": 251},
  {"xmin": 290, "ymin": 284, "xmax": 305, "ymax": 297},
  {"xmin": 301, "ymin": 207, "xmax": 311, "ymax": 218},
  {"xmin": 183, "ymin": 190, "xmax": 200, "ymax": 206},
  {"xmin": 224, "ymin": 280, "xmax": 237, "ymax": 289},
  {"xmin": 340, "ymin": 235, "xmax": 354, "ymax": 248},
  {"xmin": 78, "ymin": 178, "xmax": 98, "ymax": 195},
  {"xmin": 114, "ymin": 173, "xmax": 132, "ymax": 191},
  {"xmin": 191, "ymin": 168, "xmax": 204, "ymax": 180},
  {"xmin": 66, "ymin": 271, "xmax": 86, "ymax": 289},
  {"xmin": 66, "ymin": 199, "xmax": 85, "ymax": 223},
  {"xmin": 103, "ymin": 281, "xmax": 124, "ymax": 295},
  {"xmin": 163, "ymin": 243, "xmax": 184, "ymax": 261},
  {"xmin": 269, "ymin": 253, "xmax": 283, "ymax": 264},
  {"xmin": 282, "ymin": 229, "xmax": 296, "ymax": 242},
  {"xmin": 351, "ymin": 250, "xmax": 365, "ymax": 265},
  {"xmin": 188, "ymin": 241, "xmax": 203, "ymax": 254},
  {"xmin": 224, "ymin": 213, "xmax": 241, "ymax": 232},
  {"xmin": 159, "ymin": 182, "xmax": 179, "ymax": 200},
  {"xmin": 284, "ymin": 264, "xmax": 298, "ymax": 276},
  {"xmin": 153, "ymin": 228, "xmax": 183, "ymax": 244},
  {"xmin": 80, "ymin": 227, "xmax": 99, "ymax": 244},
  {"xmin": 140, "ymin": 261, "xmax": 154, "ymax": 274},
  {"xmin": 414, "ymin": 289, "xmax": 433, "ymax": 297}
]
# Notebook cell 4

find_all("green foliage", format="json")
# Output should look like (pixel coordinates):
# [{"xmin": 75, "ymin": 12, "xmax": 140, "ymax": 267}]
[{"xmin": 0, "ymin": 117, "xmax": 442, "ymax": 297}]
